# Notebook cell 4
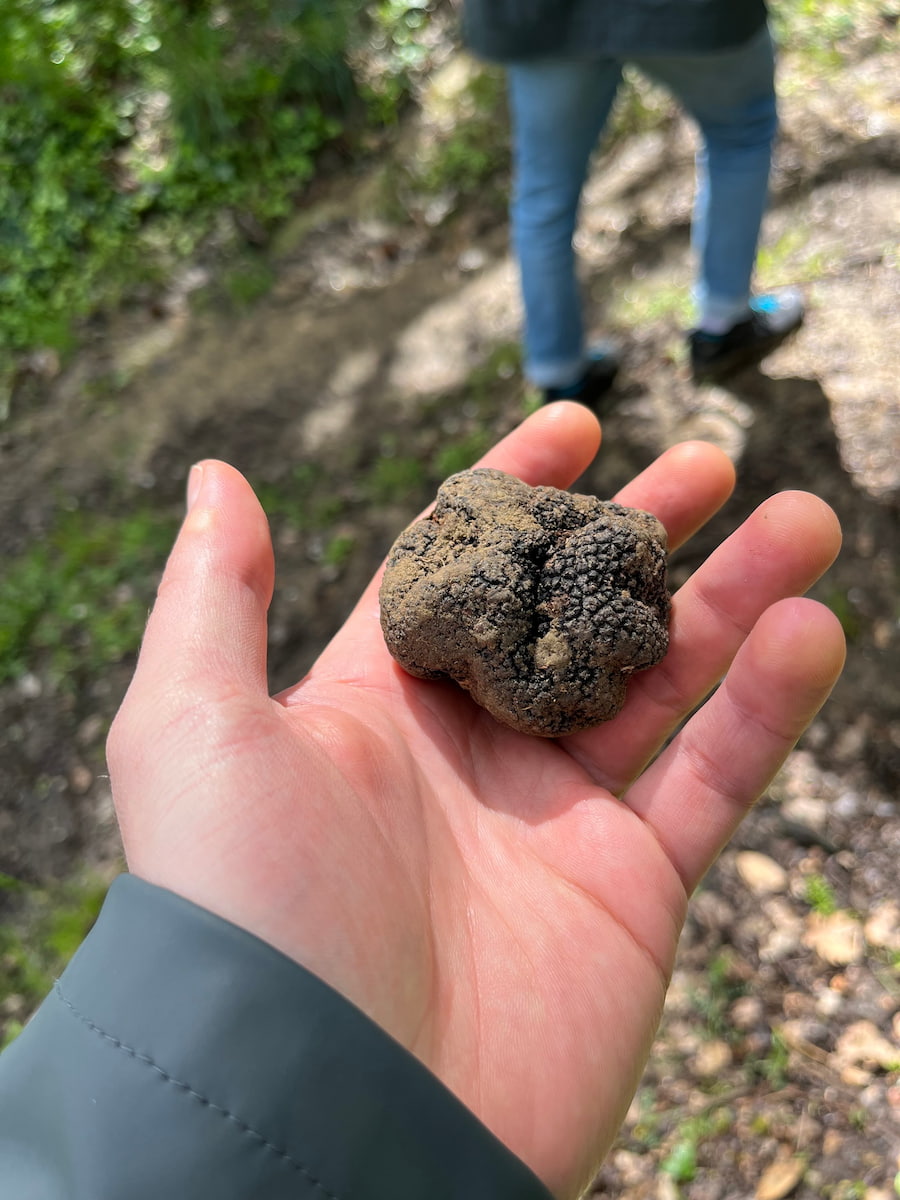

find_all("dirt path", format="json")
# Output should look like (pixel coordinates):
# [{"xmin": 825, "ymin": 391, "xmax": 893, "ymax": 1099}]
[{"xmin": 2, "ymin": 32, "xmax": 899, "ymax": 1199}]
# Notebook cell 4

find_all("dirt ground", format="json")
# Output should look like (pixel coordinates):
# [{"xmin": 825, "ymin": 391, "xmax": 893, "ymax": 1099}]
[{"xmin": 1, "ymin": 28, "xmax": 899, "ymax": 1200}]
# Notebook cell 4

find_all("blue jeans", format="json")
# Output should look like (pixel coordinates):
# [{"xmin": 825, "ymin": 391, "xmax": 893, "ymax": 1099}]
[{"xmin": 506, "ymin": 26, "xmax": 777, "ymax": 386}]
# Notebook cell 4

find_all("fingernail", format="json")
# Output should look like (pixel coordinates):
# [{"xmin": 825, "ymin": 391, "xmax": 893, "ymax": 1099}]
[{"xmin": 186, "ymin": 463, "xmax": 205, "ymax": 512}]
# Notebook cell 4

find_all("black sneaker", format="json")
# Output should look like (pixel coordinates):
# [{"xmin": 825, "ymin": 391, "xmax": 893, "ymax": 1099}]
[
  {"xmin": 689, "ymin": 287, "xmax": 805, "ymax": 383},
  {"xmin": 541, "ymin": 344, "xmax": 620, "ymax": 407}
]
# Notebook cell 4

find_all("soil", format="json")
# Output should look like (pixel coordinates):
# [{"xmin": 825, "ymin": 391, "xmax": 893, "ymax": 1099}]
[{"xmin": 1, "ymin": 29, "xmax": 899, "ymax": 1200}]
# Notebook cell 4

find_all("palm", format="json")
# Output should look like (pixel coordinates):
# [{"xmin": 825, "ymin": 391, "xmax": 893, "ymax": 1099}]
[
  {"xmin": 280, "ymin": 677, "xmax": 676, "ymax": 1196},
  {"xmin": 110, "ymin": 404, "xmax": 844, "ymax": 1199}
]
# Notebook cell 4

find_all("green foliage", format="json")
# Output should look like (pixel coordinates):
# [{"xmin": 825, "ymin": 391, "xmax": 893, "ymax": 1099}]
[
  {"xmin": 0, "ymin": 505, "xmax": 177, "ymax": 687},
  {"xmin": 660, "ymin": 1108, "xmax": 733, "ymax": 1187},
  {"xmin": 757, "ymin": 1029, "xmax": 791, "ymax": 1089},
  {"xmin": 366, "ymin": 452, "xmax": 426, "ymax": 503},
  {"xmin": 771, "ymin": 0, "xmax": 887, "ymax": 65},
  {"xmin": 433, "ymin": 430, "xmax": 493, "ymax": 477},
  {"xmin": 256, "ymin": 462, "xmax": 346, "ymax": 531},
  {"xmin": 690, "ymin": 948, "xmax": 746, "ymax": 1037},
  {"xmin": 832, "ymin": 1182, "xmax": 867, "ymax": 1200},
  {"xmin": 0, "ymin": 0, "xmax": 433, "ymax": 358},
  {"xmin": 0, "ymin": 876, "xmax": 108, "ymax": 1048},
  {"xmin": 222, "ymin": 255, "xmax": 278, "ymax": 309},
  {"xmin": 362, "ymin": 0, "xmax": 435, "ymax": 123},
  {"xmin": 824, "ymin": 588, "xmax": 863, "ymax": 642},
  {"xmin": 322, "ymin": 533, "xmax": 357, "ymax": 567},
  {"xmin": 608, "ymin": 68, "xmax": 676, "ymax": 142},
  {"xmin": 804, "ymin": 873, "xmax": 838, "ymax": 916},
  {"xmin": 629, "ymin": 1088, "xmax": 665, "ymax": 1151},
  {"xmin": 661, "ymin": 1137, "xmax": 698, "ymax": 1184},
  {"xmin": 413, "ymin": 68, "xmax": 509, "ymax": 200}
]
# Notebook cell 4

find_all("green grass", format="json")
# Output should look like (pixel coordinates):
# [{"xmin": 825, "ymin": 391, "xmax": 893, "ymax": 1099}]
[
  {"xmin": 660, "ymin": 1108, "xmax": 735, "ymax": 1188},
  {"xmin": 222, "ymin": 255, "xmax": 277, "ymax": 309},
  {"xmin": 0, "ymin": 506, "xmax": 177, "ymax": 688},
  {"xmin": 756, "ymin": 1029, "xmax": 791, "ymax": 1089},
  {"xmin": 364, "ymin": 445, "xmax": 427, "ymax": 504},
  {"xmin": 411, "ymin": 66, "xmax": 509, "ymax": 202},
  {"xmin": 256, "ymin": 463, "xmax": 347, "ymax": 532},
  {"xmin": 0, "ymin": 874, "xmax": 108, "ymax": 1048},
  {"xmin": 0, "ymin": 0, "xmax": 433, "ymax": 362},
  {"xmin": 610, "ymin": 278, "xmax": 694, "ymax": 330},
  {"xmin": 433, "ymin": 430, "xmax": 494, "ymax": 477},
  {"xmin": 322, "ymin": 533, "xmax": 357, "ymax": 568},
  {"xmin": 804, "ymin": 873, "xmax": 838, "ymax": 916},
  {"xmin": 772, "ymin": 0, "xmax": 890, "ymax": 68},
  {"xmin": 823, "ymin": 587, "xmax": 864, "ymax": 642}
]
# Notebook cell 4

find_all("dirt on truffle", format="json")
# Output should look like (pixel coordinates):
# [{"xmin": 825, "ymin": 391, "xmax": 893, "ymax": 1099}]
[{"xmin": 380, "ymin": 467, "xmax": 669, "ymax": 736}]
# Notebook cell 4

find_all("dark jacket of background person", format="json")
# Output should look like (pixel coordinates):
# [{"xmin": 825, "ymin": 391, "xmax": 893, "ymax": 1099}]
[
  {"xmin": 463, "ymin": 0, "xmax": 768, "ymax": 61},
  {"xmin": 0, "ymin": 875, "xmax": 553, "ymax": 1200}
]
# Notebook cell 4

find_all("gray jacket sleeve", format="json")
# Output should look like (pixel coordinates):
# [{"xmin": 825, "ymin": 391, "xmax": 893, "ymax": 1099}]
[{"xmin": 0, "ymin": 874, "xmax": 554, "ymax": 1200}]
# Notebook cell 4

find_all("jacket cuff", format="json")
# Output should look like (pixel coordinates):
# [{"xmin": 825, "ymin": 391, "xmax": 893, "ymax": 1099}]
[{"xmin": 0, "ymin": 873, "xmax": 554, "ymax": 1200}]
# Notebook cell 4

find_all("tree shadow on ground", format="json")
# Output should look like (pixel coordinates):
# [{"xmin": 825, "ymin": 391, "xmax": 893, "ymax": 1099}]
[{"xmin": 592, "ymin": 364, "xmax": 899, "ymax": 799}]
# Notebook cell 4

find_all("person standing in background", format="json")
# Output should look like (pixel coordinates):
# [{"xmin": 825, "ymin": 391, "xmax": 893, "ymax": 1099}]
[{"xmin": 463, "ymin": 0, "xmax": 805, "ymax": 404}]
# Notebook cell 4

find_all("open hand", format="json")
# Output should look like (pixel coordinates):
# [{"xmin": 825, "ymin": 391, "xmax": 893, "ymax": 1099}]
[{"xmin": 108, "ymin": 402, "xmax": 844, "ymax": 1198}]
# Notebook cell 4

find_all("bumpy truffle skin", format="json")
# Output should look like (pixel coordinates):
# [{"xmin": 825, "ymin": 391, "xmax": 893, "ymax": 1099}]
[{"xmin": 378, "ymin": 468, "xmax": 670, "ymax": 737}]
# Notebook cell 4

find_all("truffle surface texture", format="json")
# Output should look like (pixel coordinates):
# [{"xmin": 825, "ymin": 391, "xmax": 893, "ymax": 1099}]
[{"xmin": 379, "ymin": 468, "xmax": 670, "ymax": 737}]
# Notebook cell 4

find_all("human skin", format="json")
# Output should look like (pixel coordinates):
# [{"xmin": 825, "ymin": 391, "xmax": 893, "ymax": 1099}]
[{"xmin": 107, "ymin": 402, "xmax": 845, "ymax": 1199}]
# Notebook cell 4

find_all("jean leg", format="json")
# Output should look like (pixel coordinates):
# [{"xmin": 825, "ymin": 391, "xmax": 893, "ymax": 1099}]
[
  {"xmin": 634, "ymin": 27, "xmax": 777, "ymax": 326},
  {"xmin": 507, "ymin": 59, "xmax": 622, "ymax": 385}
]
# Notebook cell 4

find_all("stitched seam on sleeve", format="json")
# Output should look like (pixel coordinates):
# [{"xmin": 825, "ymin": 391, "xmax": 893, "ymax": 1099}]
[{"xmin": 54, "ymin": 981, "xmax": 342, "ymax": 1200}]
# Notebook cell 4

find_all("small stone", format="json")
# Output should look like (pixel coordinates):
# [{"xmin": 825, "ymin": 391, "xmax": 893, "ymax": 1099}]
[
  {"xmin": 833, "ymin": 1019, "xmax": 899, "ymax": 1071},
  {"xmin": 379, "ymin": 468, "xmax": 669, "ymax": 736},
  {"xmin": 730, "ymin": 995, "xmax": 764, "ymax": 1030},
  {"xmin": 755, "ymin": 1156, "xmax": 806, "ymax": 1200},
  {"xmin": 77, "ymin": 714, "xmax": 106, "ymax": 746},
  {"xmin": 16, "ymin": 672, "xmax": 42, "ymax": 699},
  {"xmin": 760, "ymin": 898, "xmax": 804, "ymax": 962},
  {"xmin": 781, "ymin": 796, "xmax": 829, "ymax": 829},
  {"xmin": 657, "ymin": 1174, "xmax": 679, "ymax": 1200},
  {"xmin": 735, "ymin": 851, "xmax": 789, "ymax": 895},
  {"xmin": 612, "ymin": 1148, "xmax": 646, "ymax": 1186},
  {"xmin": 68, "ymin": 764, "xmax": 93, "ymax": 795},
  {"xmin": 803, "ymin": 911, "xmax": 865, "ymax": 965},
  {"xmin": 690, "ymin": 1038, "xmax": 733, "ymax": 1077},
  {"xmin": 865, "ymin": 901, "xmax": 900, "ymax": 952},
  {"xmin": 822, "ymin": 1130, "xmax": 844, "ymax": 1157}
]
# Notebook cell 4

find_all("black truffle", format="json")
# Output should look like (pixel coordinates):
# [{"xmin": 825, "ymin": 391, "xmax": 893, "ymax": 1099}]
[{"xmin": 379, "ymin": 468, "xmax": 670, "ymax": 737}]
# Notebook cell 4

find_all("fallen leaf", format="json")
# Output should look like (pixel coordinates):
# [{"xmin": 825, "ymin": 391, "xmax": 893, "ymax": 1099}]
[{"xmin": 755, "ymin": 1156, "xmax": 806, "ymax": 1200}]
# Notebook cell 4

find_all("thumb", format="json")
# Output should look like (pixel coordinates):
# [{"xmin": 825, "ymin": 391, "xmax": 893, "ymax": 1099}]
[{"xmin": 125, "ymin": 459, "xmax": 275, "ymax": 706}]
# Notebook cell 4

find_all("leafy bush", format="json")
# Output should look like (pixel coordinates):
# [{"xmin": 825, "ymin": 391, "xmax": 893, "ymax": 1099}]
[
  {"xmin": 1, "ymin": 0, "xmax": 436, "ymax": 359},
  {"xmin": 0, "ymin": 506, "xmax": 177, "ymax": 687}
]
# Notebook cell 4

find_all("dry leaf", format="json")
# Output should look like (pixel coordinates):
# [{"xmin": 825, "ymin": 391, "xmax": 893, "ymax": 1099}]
[{"xmin": 755, "ymin": 1156, "xmax": 806, "ymax": 1200}]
